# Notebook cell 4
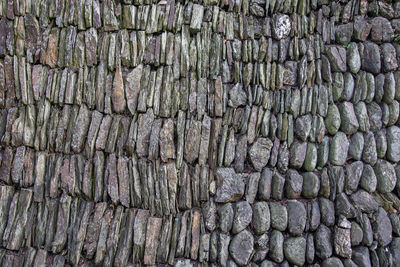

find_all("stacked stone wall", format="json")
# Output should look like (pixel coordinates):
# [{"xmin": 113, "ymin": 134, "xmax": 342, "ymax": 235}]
[{"xmin": 0, "ymin": 0, "xmax": 400, "ymax": 266}]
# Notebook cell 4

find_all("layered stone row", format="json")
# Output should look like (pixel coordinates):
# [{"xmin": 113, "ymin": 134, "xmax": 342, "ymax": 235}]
[{"xmin": 1, "ymin": 0, "xmax": 400, "ymax": 266}]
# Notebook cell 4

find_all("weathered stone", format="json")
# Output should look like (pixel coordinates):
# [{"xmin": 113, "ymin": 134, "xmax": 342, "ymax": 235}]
[
  {"xmin": 350, "ymin": 190, "xmax": 379, "ymax": 213},
  {"xmin": 302, "ymin": 172, "xmax": 320, "ymax": 198},
  {"xmin": 273, "ymin": 14, "xmax": 291, "ymax": 40},
  {"xmin": 284, "ymin": 237, "xmax": 306, "ymax": 266},
  {"xmin": 370, "ymin": 17, "xmax": 394, "ymax": 43},
  {"xmin": 215, "ymin": 168, "xmax": 245, "ymax": 203},
  {"xmin": 289, "ymin": 141, "xmax": 307, "ymax": 169},
  {"xmin": 387, "ymin": 126, "xmax": 400, "ymax": 162},
  {"xmin": 372, "ymin": 207, "xmax": 393, "ymax": 247},
  {"xmin": 248, "ymin": 138, "xmax": 273, "ymax": 171},
  {"xmin": 269, "ymin": 230, "xmax": 284, "ymax": 263},
  {"xmin": 325, "ymin": 104, "xmax": 341, "ymax": 135},
  {"xmin": 232, "ymin": 200, "xmax": 253, "ymax": 234},
  {"xmin": 143, "ymin": 217, "xmax": 162, "ymax": 265},
  {"xmin": 360, "ymin": 164, "xmax": 377, "ymax": 193},
  {"xmin": 374, "ymin": 159, "xmax": 396, "ymax": 193},
  {"xmin": 382, "ymin": 43, "xmax": 398, "ymax": 72},
  {"xmin": 315, "ymin": 224, "xmax": 332, "ymax": 260},
  {"xmin": 218, "ymin": 203, "xmax": 234, "ymax": 233},
  {"xmin": 288, "ymin": 200, "xmax": 306, "ymax": 236},
  {"xmin": 339, "ymin": 102, "xmax": 359, "ymax": 135},
  {"xmin": 229, "ymin": 230, "xmax": 254, "ymax": 266},
  {"xmin": 361, "ymin": 42, "xmax": 381, "ymax": 74},
  {"xmin": 352, "ymin": 246, "xmax": 371, "ymax": 267},
  {"xmin": 252, "ymin": 201, "xmax": 270, "ymax": 235},
  {"xmin": 184, "ymin": 120, "xmax": 202, "ymax": 164},
  {"xmin": 125, "ymin": 65, "xmax": 142, "ymax": 114},
  {"xmin": 330, "ymin": 132, "xmax": 349, "ymax": 166},
  {"xmin": 326, "ymin": 46, "xmax": 347, "ymax": 72},
  {"xmin": 285, "ymin": 169, "xmax": 303, "ymax": 199},
  {"xmin": 347, "ymin": 43, "xmax": 361, "ymax": 73}
]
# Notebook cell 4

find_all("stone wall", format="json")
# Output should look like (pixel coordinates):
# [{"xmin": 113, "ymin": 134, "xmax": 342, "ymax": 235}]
[{"xmin": 0, "ymin": 0, "xmax": 400, "ymax": 266}]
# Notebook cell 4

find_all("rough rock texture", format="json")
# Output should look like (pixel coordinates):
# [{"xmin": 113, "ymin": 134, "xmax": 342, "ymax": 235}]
[{"xmin": 0, "ymin": 0, "xmax": 400, "ymax": 266}]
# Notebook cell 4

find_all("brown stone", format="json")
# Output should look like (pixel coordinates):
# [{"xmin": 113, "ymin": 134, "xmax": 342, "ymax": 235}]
[{"xmin": 143, "ymin": 217, "xmax": 163, "ymax": 265}]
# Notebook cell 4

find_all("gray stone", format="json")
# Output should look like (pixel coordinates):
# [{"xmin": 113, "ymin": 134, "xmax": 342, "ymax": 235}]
[
  {"xmin": 218, "ymin": 203, "xmax": 234, "ymax": 233},
  {"xmin": 339, "ymin": 102, "xmax": 359, "ymax": 135},
  {"xmin": 354, "ymin": 102, "xmax": 370, "ymax": 132},
  {"xmin": 258, "ymin": 168, "xmax": 272, "ymax": 200},
  {"xmin": 285, "ymin": 169, "xmax": 303, "ymax": 199},
  {"xmin": 315, "ymin": 224, "xmax": 333, "ymax": 260},
  {"xmin": 232, "ymin": 201, "xmax": 253, "ymax": 234},
  {"xmin": 391, "ymin": 238, "xmax": 400, "ymax": 266},
  {"xmin": 325, "ymin": 104, "xmax": 341, "ymax": 135},
  {"xmin": 362, "ymin": 131, "xmax": 377, "ymax": 166},
  {"xmin": 390, "ymin": 214, "xmax": 400, "ymax": 236},
  {"xmin": 283, "ymin": 237, "xmax": 306, "ymax": 266},
  {"xmin": 269, "ymin": 230, "xmax": 284, "ymax": 263},
  {"xmin": 374, "ymin": 160, "xmax": 396, "ymax": 193},
  {"xmin": 252, "ymin": 201, "xmax": 270, "ymax": 235},
  {"xmin": 287, "ymin": 200, "xmax": 306, "ymax": 236},
  {"xmin": 229, "ymin": 84, "xmax": 247, "ymax": 108},
  {"xmin": 330, "ymin": 132, "xmax": 349, "ymax": 166},
  {"xmin": 302, "ymin": 172, "xmax": 320, "ymax": 198},
  {"xmin": 381, "ymin": 43, "xmax": 398, "ymax": 72},
  {"xmin": 319, "ymin": 198, "xmax": 335, "ymax": 226},
  {"xmin": 361, "ymin": 42, "xmax": 381, "ymax": 74},
  {"xmin": 373, "ymin": 207, "xmax": 393, "ymax": 247},
  {"xmin": 336, "ymin": 24, "xmax": 353, "ymax": 45},
  {"xmin": 360, "ymin": 164, "xmax": 377, "ymax": 193},
  {"xmin": 289, "ymin": 141, "xmax": 307, "ymax": 169},
  {"xmin": 272, "ymin": 14, "xmax": 291, "ymax": 40},
  {"xmin": 326, "ymin": 46, "xmax": 347, "ymax": 72},
  {"xmin": 352, "ymin": 246, "xmax": 371, "ymax": 267},
  {"xmin": 347, "ymin": 43, "xmax": 361, "ymax": 73},
  {"xmin": 345, "ymin": 161, "xmax": 363, "ymax": 194},
  {"xmin": 215, "ymin": 168, "xmax": 245, "ymax": 203},
  {"xmin": 351, "ymin": 221, "xmax": 363, "ymax": 246},
  {"xmin": 370, "ymin": 17, "xmax": 394, "ymax": 43},
  {"xmin": 334, "ymin": 226, "xmax": 352, "ymax": 258},
  {"xmin": 249, "ymin": 138, "xmax": 273, "ymax": 171},
  {"xmin": 229, "ymin": 230, "xmax": 254, "ymax": 266},
  {"xmin": 271, "ymin": 172, "xmax": 285, "ymax": 200},
  {"xmin": 269, "ymin": 203, "xmax": 287, "ymax": 231},
  {"xmin": 350, "ymin": 190, "xmax": 379, "ymax": 213},
  {"xmin": 387, "ymin": 126, "xmax": 400, "ymax": 162},
  {"xmin": 295, "ymin": 115, "xmax": 312, "ymax": 141},
  {"xmin": 322, "ymin": 257, "xmax": 344, "ymax": 267},
  {"xmin": 353, "ymin": 17, "xmax": 372, "ymax": 41},
  {"xmin": 348, "ymin": 132, "xmax": 364, "ymax": 160}
]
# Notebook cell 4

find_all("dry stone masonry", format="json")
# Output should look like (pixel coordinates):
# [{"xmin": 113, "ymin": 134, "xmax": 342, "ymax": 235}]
[{"xmin": 1, "ymin": 0, "xmax": 400, "ymax": 266}]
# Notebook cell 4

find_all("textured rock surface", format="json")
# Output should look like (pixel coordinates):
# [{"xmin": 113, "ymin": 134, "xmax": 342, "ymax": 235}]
[{"xmin": 0, "ymin": 0, "xmax": 399, "ymax": 266}]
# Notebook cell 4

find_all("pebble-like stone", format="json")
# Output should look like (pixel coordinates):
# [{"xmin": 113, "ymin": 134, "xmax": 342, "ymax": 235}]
[
  {"xmin": 302, "ymin": 172, "xmax": 320, "ymax": 198},
  {"xmin": 252, "ymin": 201, "xmax": 270, "ymax": 235},
  {"xmin": 287, "ymin": 200, "xmax": 306, "ymax": 236},
  {"xmin": 374, "ymin": 159, "xmax": 397, "ymax": 193},
  {"xmin": 387, "ymin": 126, "xmax": 400, "ymax": 162},
  {"xmin": 229, "ymin": 230, "xmax": 254, "ymax": 266},
  {"xmin": 315, "ymin": 224, "xmax": 333, "ymax": 260},
  {"xmin": 269, "ymin": 203, "xmax": 287, "ymax": 231},
  {"xmin": 373, "ymin": 207, "xmax": 393, "ymax": 247},
  {"xmin": 330, "ymin": 132, "xmax": 349, "ymax": 166},
  {"xmin": 283, "ymin": 237, "xmax": 306, "ymax": 266}
]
